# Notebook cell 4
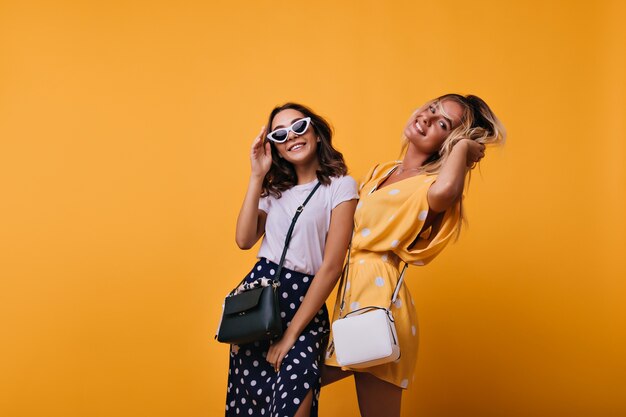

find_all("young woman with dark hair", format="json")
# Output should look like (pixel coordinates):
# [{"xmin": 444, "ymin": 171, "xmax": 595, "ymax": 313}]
[{"xmin": 226, "ymin": 103, "xmax": 358, "ymax": 417}]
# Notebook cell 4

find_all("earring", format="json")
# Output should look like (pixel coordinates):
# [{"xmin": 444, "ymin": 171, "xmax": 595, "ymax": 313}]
[{"xmin": 317, "ymin": 137, "xmax": 321, "ymax": 143}]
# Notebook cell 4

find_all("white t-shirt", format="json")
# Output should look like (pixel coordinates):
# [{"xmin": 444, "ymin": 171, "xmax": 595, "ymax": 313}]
[{"xmin": 258, "ymin": 176, "xmax": 358, "ymax": 276}]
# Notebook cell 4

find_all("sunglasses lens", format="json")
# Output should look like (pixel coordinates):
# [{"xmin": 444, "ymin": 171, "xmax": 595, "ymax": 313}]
[
  {"xmin": 292, "ymin": 119, "xmax": 308, "ymax": 134},
  {"xmin": 268, "ymin": 129, "xmax": 288, "ymax": 142}
]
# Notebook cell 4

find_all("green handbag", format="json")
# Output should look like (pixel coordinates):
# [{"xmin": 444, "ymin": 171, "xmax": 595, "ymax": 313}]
[
  {"xmin": 217, "ymin": 284, "xmax": 281, "ymax": 345},
  {"xmin": 216, "ymin": 182, "xmax": 321, "ymax": 345}
]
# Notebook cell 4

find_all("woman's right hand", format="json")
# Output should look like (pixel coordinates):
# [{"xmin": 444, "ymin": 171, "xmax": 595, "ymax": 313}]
[{"xmin": 250, "ymin": 126, "xmax": 272, "ymax": 179}]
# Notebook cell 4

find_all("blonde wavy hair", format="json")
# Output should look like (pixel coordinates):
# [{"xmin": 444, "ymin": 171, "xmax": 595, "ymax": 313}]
[
  {"xmin": 400, "ymin": 94, "xmax": 506, "ymax": 237},
  {"xmin": 400, "ymin": 93, "xmax": 506, "ymax": 174}
]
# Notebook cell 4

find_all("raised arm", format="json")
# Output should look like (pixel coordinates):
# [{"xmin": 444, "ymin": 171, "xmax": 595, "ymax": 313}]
[
  {"xmin": 235, "ymin": 127, "xmax": 272, "ymax": 249},
  {"xmin": 427, "ymin": 139, "xmax": 485, "ymax": 213},
  {"xmin": 265, "ymin": 198, "xmax": 357, "ymax": 371}
]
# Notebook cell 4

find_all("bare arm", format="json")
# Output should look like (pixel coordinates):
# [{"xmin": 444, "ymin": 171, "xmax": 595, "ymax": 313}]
[
  {"xmin": 265, "ymin": 199, "xmax": 357, "ymax": 371},
  {"xmin": 235, "ymin": 176, "xmax": 268, "ymax": 249},
  {"xmin": 235, "ymin": 127, "xmax": 272, "ymax": 249},
  {"xmin": 427, "ymin": 139, "xmax": 485, "ymax": 213}
]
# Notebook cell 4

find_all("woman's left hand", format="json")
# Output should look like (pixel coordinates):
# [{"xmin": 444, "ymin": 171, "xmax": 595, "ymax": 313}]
[
  {"xmin": 459, "ymin": 138, "xmax": 486, "ymax": 167},
  {"xmin": 266, "ymin": 332, "xmax": 298, "ymax": 372}
]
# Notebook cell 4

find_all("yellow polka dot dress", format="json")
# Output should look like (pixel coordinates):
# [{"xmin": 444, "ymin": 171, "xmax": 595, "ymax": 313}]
[{"xmin": 325, "ymin": 161, "xmax": 461, "ymax": 389}]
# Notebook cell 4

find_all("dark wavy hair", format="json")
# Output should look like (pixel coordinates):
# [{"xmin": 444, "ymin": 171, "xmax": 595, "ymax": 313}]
[{"xmin": 262, "ymin": 103, "xmax": 348, "ymax": 198}]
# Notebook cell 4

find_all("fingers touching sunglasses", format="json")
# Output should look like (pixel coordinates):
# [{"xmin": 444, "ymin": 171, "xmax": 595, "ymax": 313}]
[{"xmin": 266, "ymin": 117, "xmax": 311, "ymax": 143}]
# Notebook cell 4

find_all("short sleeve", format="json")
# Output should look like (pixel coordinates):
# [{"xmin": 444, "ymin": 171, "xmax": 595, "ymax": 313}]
[
  {"xmin": 351, "ymin": 170, "xmax": 462, "ymax": 267},
  {"xmin": 393, "ymin": 197, "xmax": 461, "ymax": 266},
  {"xmin": 330, "ymin": 176, "xmax": 359, "ymax": 210},
  {"xmin": 258, "ymin": 195, "xmax": 270, "ymax": 213}
]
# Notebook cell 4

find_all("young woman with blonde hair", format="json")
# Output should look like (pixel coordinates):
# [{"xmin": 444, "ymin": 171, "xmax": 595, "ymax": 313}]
[{"xmin": 323, "ymin": 93, "xmax": 506, "ymax": 417}]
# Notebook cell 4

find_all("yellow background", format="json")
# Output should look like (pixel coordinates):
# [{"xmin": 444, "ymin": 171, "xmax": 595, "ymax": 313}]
[{"xmin": 1, "ymin": 1, "xmax": 625, "ymax": 416}]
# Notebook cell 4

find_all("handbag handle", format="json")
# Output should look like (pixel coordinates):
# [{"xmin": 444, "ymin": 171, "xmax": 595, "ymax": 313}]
[
  {"xmin": 229, "ymin": 181, "xmax": 322, "ymax": 295},
  {"xmin": 337, "ymin": 246, "xmax": 408, "ymax": 317}
]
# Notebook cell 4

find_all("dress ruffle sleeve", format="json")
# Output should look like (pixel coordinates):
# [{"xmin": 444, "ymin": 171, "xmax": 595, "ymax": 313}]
[{"xmin": 351, "ymin": 161, "xmax": 461, "ymax": 267}]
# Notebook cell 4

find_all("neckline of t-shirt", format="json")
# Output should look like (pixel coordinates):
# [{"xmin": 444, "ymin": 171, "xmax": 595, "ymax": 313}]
[{"xmin": 291, "ymin": 179, "xmax": 320, "ymax": 190}]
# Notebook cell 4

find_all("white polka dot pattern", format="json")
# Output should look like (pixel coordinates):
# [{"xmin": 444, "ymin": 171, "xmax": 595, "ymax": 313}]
[
  {"xmin": 327, "ymin": 161, "xmax": 462, "ymax": 390},
  {"xmin": 226, "ymin": 259, "xmax": 328, "ymax": 416}
]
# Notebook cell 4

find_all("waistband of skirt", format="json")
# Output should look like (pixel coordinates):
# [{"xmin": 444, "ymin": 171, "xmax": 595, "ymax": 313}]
[{"xmin": 256, "ymin": 257, "xmax": 311, "ymax": 277}]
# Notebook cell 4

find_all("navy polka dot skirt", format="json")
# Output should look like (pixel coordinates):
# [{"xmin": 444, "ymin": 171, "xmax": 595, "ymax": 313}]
[{"xmin": 225, "ymin": 258, "xmax": 329, "ymax": 417}]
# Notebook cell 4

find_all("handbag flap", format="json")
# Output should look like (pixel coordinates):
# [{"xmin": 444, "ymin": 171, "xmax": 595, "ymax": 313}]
[{"xmin": 223, "ymin": 287, "xmax": 266, "ymax": 315}]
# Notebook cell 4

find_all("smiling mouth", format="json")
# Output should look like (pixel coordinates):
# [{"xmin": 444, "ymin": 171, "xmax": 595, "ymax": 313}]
[
  {"xmin": 415, "ymin": 120, "xmax": 425, "ymax": 135},
  {"xmin": 288, "ymin": 142, "xmax": 306, "ymax": 151}
]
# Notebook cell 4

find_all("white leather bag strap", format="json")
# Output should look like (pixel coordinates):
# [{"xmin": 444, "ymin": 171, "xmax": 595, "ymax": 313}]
[
  {"xmin": 337, "ymin": 242, "xmax": 351, "ymax": 317},
  {"xmin": 337, "ymin": 246, "xmax": 409, "ymax": 316},
  {"xmin": 390, "ymin": 263, "xmax": 408, "ymax": 307}
]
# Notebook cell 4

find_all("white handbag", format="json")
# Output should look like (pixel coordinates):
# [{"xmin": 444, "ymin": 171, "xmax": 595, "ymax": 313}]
[{"xmin": 331, "ymin": 261, "xmax": 408, "ymax": 368}]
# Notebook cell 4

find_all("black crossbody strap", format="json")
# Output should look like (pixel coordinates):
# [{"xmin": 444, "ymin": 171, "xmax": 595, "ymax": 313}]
[
  {"xmin": 274, "ymin": 181, "xmax": 322, "ymax": 280},
  {"xmin": 229, "ymin": 181, "xmax": 322, "ymax": 295}
]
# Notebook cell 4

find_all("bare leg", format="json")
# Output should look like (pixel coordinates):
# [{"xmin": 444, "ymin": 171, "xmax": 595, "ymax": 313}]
[
  {"xmin": 354, "ymin": 372, "xmax": 402, "ymax": 417},
  {"xmin": 293, "ymin": 389, "xmax": 313, "ymax": 417},
  {"xmin": 321, "ymin": 364, "xmax": 353, "ymax": 386}
]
